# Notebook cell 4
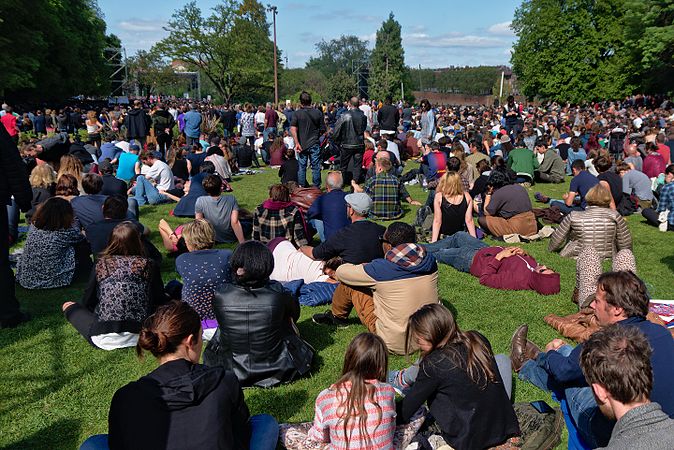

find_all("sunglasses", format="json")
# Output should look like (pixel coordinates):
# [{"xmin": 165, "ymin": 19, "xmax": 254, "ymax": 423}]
[{"xmin": 378, "ymin": 235, "xmax": 391, "ymax": 245}]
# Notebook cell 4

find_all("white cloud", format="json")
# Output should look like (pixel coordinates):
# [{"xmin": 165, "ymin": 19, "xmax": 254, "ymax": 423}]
[
  {"xmin": 487, "ymin": 21, "xmax": 514, "ymax": 36},
  {"xmin": 405, "ymin": 33, "xmax": 505, "ymax": 49},
  {"xmin": 118, "ymin": 19, "xmax": 166, "ymax": 33}
]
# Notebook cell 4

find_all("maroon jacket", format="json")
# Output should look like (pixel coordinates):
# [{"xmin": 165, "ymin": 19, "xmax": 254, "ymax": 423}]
[{"xmin": 469, "ymin": 247, "xmax": 560, "ymax": 295}]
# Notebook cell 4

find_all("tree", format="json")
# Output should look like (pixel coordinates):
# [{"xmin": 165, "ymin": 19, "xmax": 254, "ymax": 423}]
[
  {"xmin": 0, "ymin": 0, "xmax": 112, "ymax": 101},
  {"xmin": 127, "ymin": 50, "xmax": 182, "ymax": 98},
  {"xmin": 624, "ymin": 0, "xmax": 674, "ymax": 94},
  {"xmin": 154, "ymin": 0, "xmax": 275, "ymax": 103},
  {"xmin": 511, "ymin": 0, "xmax": 632, "ymax": 103},
  {"xmin": 369, "ymin": 13, "xmax": 406, "ymax": 101},
  {"xmin": 328, "ymin": 70, "xmax": 356, "ymax": 102},
  {"xmin": 279, "ymin": 68, "xmax": 328, "ymax": 101},
  {"xmin": 306, "ymin": 35, "xmax": 370, "ymax": 78}
]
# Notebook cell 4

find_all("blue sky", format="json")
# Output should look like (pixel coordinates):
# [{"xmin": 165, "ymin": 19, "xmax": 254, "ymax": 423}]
[{"xmin": 99, "ymin": 0, "xmax": 520, "ymax": 68}]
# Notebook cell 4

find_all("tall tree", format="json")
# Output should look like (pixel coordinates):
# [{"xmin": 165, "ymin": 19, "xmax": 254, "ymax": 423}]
[
  {"xmin": 511, "ymin": 0, "xmax": 631, "ymax": 103},
  {"xmin": 369, "ymin": 13, "xmax": 406, "ymax": 101},
  {"xmin": 624, "ymin": 0, "xmax": 674, "ymax": 94},
  {"xmin": 328, "ymin": 70, "xmax": 356, "ymax": 102},
  {"xmin": 154, "ymin": 0, "xmax": 275, "ymax": 103},
  {"xmin": 306, "ymin": 35, "xmax": 370, "ymax": 78},
  {"xmin": 127, "ymin": 50, "xmax": 182, "ymax": 98},
  {"xmin": 279, "ymin": 68, "xmax": 328, "ymax": 100}
]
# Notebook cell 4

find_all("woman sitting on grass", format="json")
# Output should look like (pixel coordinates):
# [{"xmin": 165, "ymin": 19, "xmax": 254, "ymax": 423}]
[
  {"xmin": 204, "ymin": 241, "xmax": 314, "ymax": 387},
  {"xmin": 55, "ymin": 173, "xmax": 81, "ymax": 201},
  {"xmin": 61, "ymin": 222, "xmax": 167, "ymax": 350},
  {"xmin": 392, "ymin": 304, "xmax": 520, "ymax": 450},
  {"xmin": 16, "ymin": 197, "xmax": 91, "ymax": 289},
  {"xmin": 280, "ymin": 333, "xmax": 397, "ymax": 449},
  {"xmin": 253, "ymin": 184, "xmax": 308, "ymax": 247},
  {"xmin": 431, "ymin": 171, "xmax": 476, "ymax": 242},
  {"xmin": 25, "ymin": 163, "xmax": 56, "ymax": 224},
  {"xmin": 78, "ymin": 301, "xmax": 279, "ymax": 450}
]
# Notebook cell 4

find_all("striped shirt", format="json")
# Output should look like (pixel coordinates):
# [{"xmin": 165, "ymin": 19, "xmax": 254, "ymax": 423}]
[{"xmin": 308, "ymin": 380, "xmax": 396, "ymax": 449}]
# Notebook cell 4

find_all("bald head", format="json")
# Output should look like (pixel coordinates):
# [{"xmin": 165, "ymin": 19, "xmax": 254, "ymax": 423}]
[{"xmin": 326, "ymin": 171, "xmax": 344, "ymax": 191}]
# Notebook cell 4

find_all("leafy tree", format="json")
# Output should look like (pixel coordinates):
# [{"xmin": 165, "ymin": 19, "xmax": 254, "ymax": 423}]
[
  {"xmin": 409, "ymin": 66, "xmax": 500, "ymax": 96},
  {"xmin": 328, "ymin": 70, "xmax": 356, "ymax": 102},
  {"xmin": 624, "ymin": 0, "xmax": 674, "ymax": 94},
  {"xmin": 306, "ymin": 35, "xmax": 371, "ymax": 78},
  {"xmin": 0, "ymin": 0, "xmax": 111, "ymax": 101},
  {"xmin": 511, "ymin": 0, "xmax": 632, "ymax": 103},
  {"xmin": 369, "ymin": 13, "xmax": 406, "ymax": 101},
  {"xmin": 279, "ymin": 68, "xmax": 328, "ymax": 101},
  {"xmin": 154, "ymin": 0, "xmax": 275, "ymax": 103},
  {"xmin": 127, "ymin": 50, "xmax": 183, "ymax": 98}
]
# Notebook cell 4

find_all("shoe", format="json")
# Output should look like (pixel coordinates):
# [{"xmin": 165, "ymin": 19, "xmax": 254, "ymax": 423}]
[
  {"xmin": 0, "ymin": 311, "xmax": 31, "ymax": 329},
  {"xmin": 312, "ymin": 311, "xmax": 349, "ymax": 328},
  {"xmin": 510, "ymin": 324, "xmax": 541, "ymax": 372},
  {"xmin": 534, "ymin": 192, "xmax": 550, "ymax": 203},
  {"xmin": 544, "ymin": 309, "xmax": 599, "ymax": 343},
  {"xmin": 387, "ymin": 369, "xmax": 411, "ymax": 395}
]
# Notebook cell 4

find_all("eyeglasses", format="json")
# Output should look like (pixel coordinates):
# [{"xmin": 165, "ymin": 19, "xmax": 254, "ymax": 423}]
[{"xmin": 378, "ymin": 235, "xmax": 391, "ymax": 245}]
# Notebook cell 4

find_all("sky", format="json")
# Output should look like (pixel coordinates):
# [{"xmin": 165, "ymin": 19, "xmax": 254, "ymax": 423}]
[{"xmin": 99, "ymin": 0, "xmax": 521, "ymax": 68}]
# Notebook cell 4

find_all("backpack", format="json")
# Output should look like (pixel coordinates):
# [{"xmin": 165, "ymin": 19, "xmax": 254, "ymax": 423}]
[
  {"xmin": 414, "ymin": 205, "xmax": 434, "ymax": 243},
  {"xmin": 608, "ymin": 131, "xmax": 626, "ymax": 158}
]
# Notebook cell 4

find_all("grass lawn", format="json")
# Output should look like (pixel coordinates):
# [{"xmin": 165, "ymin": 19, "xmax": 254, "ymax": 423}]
[{"xmin": 1, "ymin": 164, "xmax": 673, "ymax": 449}]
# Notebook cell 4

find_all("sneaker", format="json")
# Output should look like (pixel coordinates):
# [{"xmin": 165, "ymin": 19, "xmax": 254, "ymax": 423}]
[
  {"xmin": 312, "ymin": 311, "xmax": 349, "ymax": 328},
  {"xmin": 387, "ymin": 369, "xmax": 411, "ymax": 395},
  {"xmin": 534, "ymin": 192, "xmax": 550, "ymax": 203}
]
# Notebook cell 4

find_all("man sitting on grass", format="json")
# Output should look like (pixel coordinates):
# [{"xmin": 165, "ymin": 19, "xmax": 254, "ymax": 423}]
[
  {"xmin": 195, "ymin": 174, "xmax": 246, "ymax": 244},
  {"xmin": 353, "ymin": 158, "xmax": 420, "ymax": 220},
  {"xmin": 312, "ymin": 222, "xmax": 438, "ymax": 355}
]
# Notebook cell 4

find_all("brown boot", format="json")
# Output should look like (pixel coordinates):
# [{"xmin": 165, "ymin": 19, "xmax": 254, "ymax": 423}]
[
  {"xmin": 510, "ymin": 325, "xmax": 541, "ymax": 372},
  {"xmin": 544, "ymin": 309, "xmax": 599, "ymax": 343}
]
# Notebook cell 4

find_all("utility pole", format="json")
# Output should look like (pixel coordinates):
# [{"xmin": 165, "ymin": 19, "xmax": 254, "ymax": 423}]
[{"xmin": 267, "ymin": 5, "xmax": 279, "ymax": 105}]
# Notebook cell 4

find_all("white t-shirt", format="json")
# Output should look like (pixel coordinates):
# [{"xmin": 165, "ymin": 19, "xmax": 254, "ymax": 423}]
[
  {"xmin": 359, "ymin": 104, "xmax": 373, "ymax": 128},
  {"xmin": 386, "ymin": 140, "xmax": 401, "ymax": 163},
  {"xmin": 91, "ymin": 332, "xmax": 138, "ymax": 350},
  {"xmin": 284, "ymin": 136, "xmax": 295, "ymax": 149},
  {"xmin": 114, "ymin": 140, "xmax": 130, "ymax": 153},
  {"xmin": 145, "ymin": 160, "xmax": 175, "ymax": 191},
  {"xmin": 254, "ymin": 136, "xmax": 264, "ymax": 152},
  {"xmin": 270, "ymin": 240, "xmax": 329, "ymax": 284},
  {"xmin": 254, "ymin": 111, "xmax": 265, "ymax": 125}
]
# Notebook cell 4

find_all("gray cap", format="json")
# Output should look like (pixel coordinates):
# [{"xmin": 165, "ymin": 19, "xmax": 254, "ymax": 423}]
[{"xmin": 344, "ymin": 193, "xmax": 372, "ymax": 215}]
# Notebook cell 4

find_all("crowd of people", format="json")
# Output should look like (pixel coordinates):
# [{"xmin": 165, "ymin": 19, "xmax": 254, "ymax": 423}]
[{"xmin": 1, "ymin": 92, "xmax": 674, "ymax": 449}]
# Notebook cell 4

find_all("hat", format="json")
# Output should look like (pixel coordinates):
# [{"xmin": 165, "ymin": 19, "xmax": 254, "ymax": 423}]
[
  {"xmin": 99, "ymin": 159, "xmax": 113, "ymax": 174},
  {"xmin": 380, "ymin": 130, "xmax": 395, "ymax": 135},
  {"xmin": 129, "ymin": 144, "xmax": 141, "ymax": 151},
  {"xmin": 500, "ymin": 135, "xmax": 511, "ymax": 144},
  {"xmin": 344, "ymin": 193, "xmax": 372, "ymax": 215}
]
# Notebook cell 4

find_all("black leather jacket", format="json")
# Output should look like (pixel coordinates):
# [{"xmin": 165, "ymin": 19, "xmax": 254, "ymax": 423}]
[
  {"xmin": 333, "ymin": 108, "xmax": 367, "ymax": 150},
  {"xmin": 204, "ymin": 281, "xmax": 314, "ymax": 388}
]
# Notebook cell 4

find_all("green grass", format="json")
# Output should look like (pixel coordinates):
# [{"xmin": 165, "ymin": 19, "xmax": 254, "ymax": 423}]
[{"xmin": 2, "ymin": 165, "xmax": 673, "ymax": 449}]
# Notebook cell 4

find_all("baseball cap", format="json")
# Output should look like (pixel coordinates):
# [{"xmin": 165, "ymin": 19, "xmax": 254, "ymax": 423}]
[
  {"xmin": 129, "ymin": 144, "xmax": 141, "ymax": 151},
  {"xmin": 344, "ymin": 193, "xmax": 372, "ymax": 215},
  {"xmin": 500, "ymin": 135, "xmax": 511, "ymax": 144}
]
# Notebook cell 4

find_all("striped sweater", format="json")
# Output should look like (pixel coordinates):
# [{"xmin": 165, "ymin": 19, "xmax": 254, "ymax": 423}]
[{"xmin": 308, "ymin": 380, "xmax": 396, "ymax": 449}]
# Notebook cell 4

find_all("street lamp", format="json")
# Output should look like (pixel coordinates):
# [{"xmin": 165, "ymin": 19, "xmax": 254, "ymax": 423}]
[{"xmin": 267, "ymin": 4, "xmax": 278, "ymax": 105}]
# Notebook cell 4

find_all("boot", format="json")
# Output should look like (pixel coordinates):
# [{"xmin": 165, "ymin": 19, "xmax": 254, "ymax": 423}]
[
  {"xmin": 544, "ymin": 308, "xmax": 599, "ymax": 343},
  {"xmin": 572, "ymin": 287, "xmax": 579, "ymax": 305},
  {"xmin": 510, "ymin": 325, "xmax": 541, "ymax": 372}
]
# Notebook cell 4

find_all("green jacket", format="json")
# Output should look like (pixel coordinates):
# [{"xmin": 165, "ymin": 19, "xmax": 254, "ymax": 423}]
[{"xmin": 507, "ymin": 147, "xmax": 539, "ymax": 178}]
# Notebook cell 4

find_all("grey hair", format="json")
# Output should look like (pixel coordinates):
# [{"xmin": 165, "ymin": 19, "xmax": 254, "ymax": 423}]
[{"xmin": 326, "ymin": 171, "xmax": 344, "ymax": 190}]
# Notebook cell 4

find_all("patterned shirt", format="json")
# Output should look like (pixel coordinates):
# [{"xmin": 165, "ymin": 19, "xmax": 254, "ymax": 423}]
[
  {"xmin": 176, "ymin": 249, "xmax": 232, "ymax": 320},
  {"xmin": 308, "ymin": 380, "xmax": 396, "ymax": 449},
  {"xmin": 253, "ymin": 204, "xmax": 308, "ymax": 247},
  {"xmin": 364, "ymin": 173, "xmax": 409, "ymax": 220},
  {"xmin": 657, "ymin": 182, "xmax": 674, "ymax": 225}
]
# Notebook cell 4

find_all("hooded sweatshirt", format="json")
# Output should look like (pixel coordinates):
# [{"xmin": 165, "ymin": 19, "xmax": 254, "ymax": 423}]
[
  {"xmin": 335, "ymin": 244, "xmax": 439, "ymax": 354},
  {"xmin": 109, "ymin": 359, "xmax": 251, "ymax": 450},
  {"xmin": 469, "ymin": 246, "xmax": 560, "ymax": 295}
]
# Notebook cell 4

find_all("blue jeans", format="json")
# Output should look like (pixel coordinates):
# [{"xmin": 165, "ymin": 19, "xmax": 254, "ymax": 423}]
[
  {"xmin": 422, "ymin": 231, "xmax": 488, "ymax": 272},
  {"xmin": 78, "ymin": 414, "xmax": 279, "ymax": 450},
  {"xmin": 402, "ymin": 121, "xmax": 411, "ymax": 132},
  {"xmin": 263, "ymin": 127, "xmax": 276, "ymax": 142},
  {"xmin": 518, "ymin": 345, "xmax": 613, "ymax": 448},
  {"xmin": 297, "ymin": 144, "xmax": 322, "ymax": 187},
  {"xmin": 550, "ymin": 200, "xmax": 583, "ymax": 215},
  {"xmin": 310, "ymin": 219, "xmax": 325, "ymax": 242},
  {"xmin": 133, "ymin": 177, "xmax": 168, "ymax": 206}
]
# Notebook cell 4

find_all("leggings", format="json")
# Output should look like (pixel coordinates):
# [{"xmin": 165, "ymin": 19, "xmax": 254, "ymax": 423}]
[{"xmin": 576, "ymin": 246, "xmax": 636, "ymax": 309}]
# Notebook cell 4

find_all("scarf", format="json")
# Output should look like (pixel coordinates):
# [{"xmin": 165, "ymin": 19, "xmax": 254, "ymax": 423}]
[
  {"xmin": 385, "ymin": 243, "xmax": 426, "ymax": 268},
  {"xmin": 262, "ymin": 199, "xmax": 295, "ymax": 210}
]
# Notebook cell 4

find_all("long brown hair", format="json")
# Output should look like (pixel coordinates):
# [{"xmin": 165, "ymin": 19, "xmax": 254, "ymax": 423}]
[
  {"xmin": 406, "ymin": 304, "xmax": 497, "ymax": 388},
  {"xmin": 332, "ymin": 333, "xmax": 388, "ymax": 448},
  {"xmin": 99, "ymin": 222, "xmax": 146, "ymax": 259},
  {"xmin": 32, "ymin": 197, "xmax": 73, "ymax": 230}
]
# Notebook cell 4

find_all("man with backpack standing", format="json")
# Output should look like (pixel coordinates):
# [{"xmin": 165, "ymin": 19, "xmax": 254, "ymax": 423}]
[{"xmin": 290, "ymin": 91, "xmax": 326, "ymax": 188}]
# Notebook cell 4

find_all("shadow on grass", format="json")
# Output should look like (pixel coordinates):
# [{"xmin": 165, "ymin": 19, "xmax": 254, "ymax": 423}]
[
  {"xmin": 2, "ymin": 418, "xmax": 81, "ymax": 450},
  {"xmin": 296, "ymin": 317, "xmax": 336, "ymax": 371},
  {"xmin": 245, "ymin": 387, "xmax": 310, "ymax": 423},
  {"xmin": 661, "ymin": 255, "xmax": 674, "ymax": 275},
  {"xmin": 440, "ymin": 299, "xmax": 459, "ymax": 321}
]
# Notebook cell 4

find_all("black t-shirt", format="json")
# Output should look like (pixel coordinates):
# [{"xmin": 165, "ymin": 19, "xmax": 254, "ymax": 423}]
[
  {"xmin": 235, "ymin": 145, "xmax": 254, "ymax": 168},
  {"xmin": 378, "ymin": 104, "xmax": 399, "ymax": 131},
  {"xmin": 221, "ymin": 110, "xmax": 237, "ymax": 132},
  {"xmin": 290, "ymin": 107, "xmax": 325, "ymax": 149},
  {"xmin": 312, "ymin": 220, "xmax": 386, "ymax": 264},
  {"xmin": 557, "ymin": 143, "xmax": 571, "ymax": 161},
  {"xmin": 597, "ymin": 171, "xmax": 623, "ymax": 204},
  {"xmin": 279, "ymin": 159, "xmax": 299, "ymax": 184},
  {"xmin": 186, "ymin": 152, "xmax": 207, "ymax": 176},
  {"xmin": 101, "ymin": 174, "xmax": 128, "ymax": 198}
]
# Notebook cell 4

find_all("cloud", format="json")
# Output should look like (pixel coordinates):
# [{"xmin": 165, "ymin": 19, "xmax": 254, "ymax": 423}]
[
  {"xmin": 487, "ymin": 21, "xmax": 514, "ymax": 36},
  {"xmin": 405, "ymin": 33, "xmax": 505, "ymax": 49},
  {"xmin": 118, "ymin": 19, "xmax": 166, "ymax": 33}
]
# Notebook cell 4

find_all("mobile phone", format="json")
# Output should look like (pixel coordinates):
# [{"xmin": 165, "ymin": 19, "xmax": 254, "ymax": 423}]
[{"xmin": 531, "ymin": 400, "xmax": 554, "ymax": 414}]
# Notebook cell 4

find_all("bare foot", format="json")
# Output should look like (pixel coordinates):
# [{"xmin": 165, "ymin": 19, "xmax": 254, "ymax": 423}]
[{"xmin": 62, "ymin": 301, "xmax": 76, "ymax": 312}]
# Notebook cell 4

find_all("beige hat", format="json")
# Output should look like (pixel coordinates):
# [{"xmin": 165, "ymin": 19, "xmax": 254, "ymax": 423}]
[{"xmin": 500, "ymin": 135, "xmax": 511, "ymax": 143}]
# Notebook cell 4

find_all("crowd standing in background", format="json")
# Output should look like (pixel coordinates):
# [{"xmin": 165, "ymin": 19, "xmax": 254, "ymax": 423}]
[{"xmin": 1, "ymin": 92, "xmax": 674, "ymax": 450}]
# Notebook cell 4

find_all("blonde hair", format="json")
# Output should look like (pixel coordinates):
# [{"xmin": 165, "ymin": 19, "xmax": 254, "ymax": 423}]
[
  {"xmin": 182, "ymin": 219, "xmax": 215, "ymax": 251},
  {"xmin": 437, "ymin": 171, "xmax": 463, "ymax": 197},
  {"xmin": 86, "ymin": 110, "xmax": 97, "ymax": 122},
  {"xmin": 585, "ymin": 184, "xmax": 611, "ymax": 208},
  {"xmin": 57, "ymin": 154, "xmax": 84, "ymax": 183},
  {"xmin": 29, "ymin": 164, "xmax": 56, "ymax": 189}
]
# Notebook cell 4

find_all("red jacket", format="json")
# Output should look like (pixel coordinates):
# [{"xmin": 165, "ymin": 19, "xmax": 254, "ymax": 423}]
[
  {"xmin": 643, "ymin": 153, "xmax": 666, "ymax": 179},
  {"xmin": 469, "ymin": 247, "xmax": 560, "ymax": 295}
]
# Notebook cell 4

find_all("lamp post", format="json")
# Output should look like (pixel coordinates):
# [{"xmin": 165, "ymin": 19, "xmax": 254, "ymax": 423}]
[{"xmin": 267, "ymin": 4, "xmax": 279, "ymax": 105}]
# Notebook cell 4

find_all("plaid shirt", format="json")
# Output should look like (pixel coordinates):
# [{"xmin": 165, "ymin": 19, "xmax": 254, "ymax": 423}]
[
  {"xmin": 657, "ymin": 182, "xmax": 674, "ymax": 225},
  {"xmin": 364, "ymin": 172, "xmax": 409, "ymax": 220},
  {"xmin": 252, "ymin": 205, "xmax": 308, "ymax": 246}
]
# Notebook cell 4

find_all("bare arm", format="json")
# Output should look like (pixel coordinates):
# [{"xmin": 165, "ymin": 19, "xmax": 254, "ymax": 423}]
[
  {"xmin": 431, "ymin": 192, "xmax": 442, "ymax": 243},
  {"xmin": 291, "ymin": 125, "xmax": 301, "ymax": 152},
  {"xmin": 464, "ymin": 193, "xmax": 477, "ymax": 238},
  {"xmin": 230, "ymin": 209, "xmax": 245, "ymax": 244}
]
